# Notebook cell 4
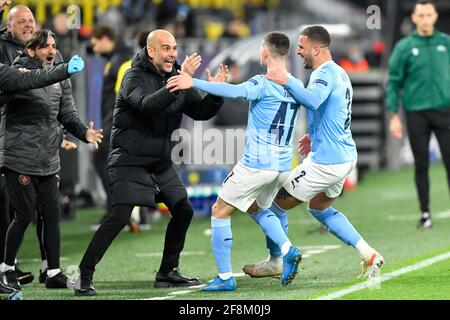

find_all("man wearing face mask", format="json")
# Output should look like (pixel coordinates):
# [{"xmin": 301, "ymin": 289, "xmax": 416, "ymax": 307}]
[
  {"xmin": 0, "ymin": 30, "xmax": 103, "ymax": 293},
  {"xmin": 75, "ymin": 29, "xmax": 226, "ymax": 296}
]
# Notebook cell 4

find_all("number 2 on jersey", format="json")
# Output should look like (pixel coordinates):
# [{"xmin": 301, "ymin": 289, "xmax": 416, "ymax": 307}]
[{"xmin": 344, "ymin": 88, "xmax": 352, "ymax": 130}]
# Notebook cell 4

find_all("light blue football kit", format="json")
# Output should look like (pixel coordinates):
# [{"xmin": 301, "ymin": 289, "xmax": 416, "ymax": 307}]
[
  {"xmin": 192, "ymin": 75, "xmax": 302, "ymax": 288},
  {"xmin": 265, "ymin": 61, "xmax": 363, "ymax": 258},
  {"xmin": 284, "ymin": 60, "xmax": 357, "ymax": 164},
  {"xmin": 193, "ymin": 75, "xmax": 300, "ymax": 171}
]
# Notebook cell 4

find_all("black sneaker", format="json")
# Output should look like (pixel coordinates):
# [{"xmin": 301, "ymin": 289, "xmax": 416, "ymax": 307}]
[
  {"xmin": 0, "ymin": 270, "xmax": 21, "ymax": 291},
  {"xmin": 0, "ymin": 281, "xmax": 16, "ymax": 294},
  {"xmin": 39, "ymin": 269, "xmax": 47, "ymax": 284},
  {"xmin": 74, "ymin": 276, "xmax": 97, "ymax": 297},
  {"xmin": 16, "ymin": 266, "xmax": 34, "ymax": 285},
  {"xmin": 418, "ymin": 212, "xmax": 432, "ymax": 229},
  {"xmin": 154, "ymin": 268, "xmax": 202, "ymax": 288},
  {"xmin": 45, "ymin": 272, "xmax": 75, "ymax": 289}
]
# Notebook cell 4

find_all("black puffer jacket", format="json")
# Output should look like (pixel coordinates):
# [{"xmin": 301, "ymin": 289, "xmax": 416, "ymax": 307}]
[
  {"xmin": 0, "ymin": 55, "xmax": 88, "ymax": 176},
  {"xmin": 109, "ymin": 48, "xmax": 224, "ymax": 171}
]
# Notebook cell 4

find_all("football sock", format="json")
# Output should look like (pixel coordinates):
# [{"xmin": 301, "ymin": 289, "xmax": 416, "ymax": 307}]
[
  {"xmin": 41, "ymin": 260, "xmax": 48, "ymax": 271},
  {"xmin": 355, "ymin": 239, "xmax": 375, "ymax": 261},
  {"xmin": 211, "ymin": 217, "xmax": 233, "ymax": 276},
  {"xmin": 1, "ymin": 263, "xmax": 15, "ymax": 272},
  {"xmin": 218, "ymin": 272, "xmax": 233, "ymax": 281},
  {"xmin": 265, "ymin": 202, "xmax": 288, "ymax": 258},
  {"xmin": 252, "ymin": 208, "xmax": 291, "ymax": 256},
  {"xmin": 308, "ymin": 207, "xmax": 362, "ymax": 247},
  {"xmin": 47, "ymin": 268, "xmax": 61, "ymax": 278},
  {"xmin": 269, "ymin": 255, "xmax": 282, "ymax": 262}
]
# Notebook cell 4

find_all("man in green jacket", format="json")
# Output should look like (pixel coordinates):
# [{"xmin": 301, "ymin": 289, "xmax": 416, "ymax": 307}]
[{"xmin": 386, "ymin": 0, "xmax": 450, "ymax": 229}]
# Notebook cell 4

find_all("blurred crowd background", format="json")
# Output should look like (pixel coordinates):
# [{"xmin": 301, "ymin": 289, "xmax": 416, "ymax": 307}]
[{"xmin": 1, "ymin": 0, "xmax": 449, "ymax": 224}]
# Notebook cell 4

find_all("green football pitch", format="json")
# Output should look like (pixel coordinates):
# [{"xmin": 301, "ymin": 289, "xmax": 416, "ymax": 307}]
[{"xmin": 10, "ymin": 163, "xmax": 450, "ymax": 300}]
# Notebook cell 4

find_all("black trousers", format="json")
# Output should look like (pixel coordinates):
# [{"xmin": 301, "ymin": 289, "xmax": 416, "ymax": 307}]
[
  {"xmin": 0, "ymin": 175, "xmax": 9, "ymax": 265},
  {"xmin": 405, "ymin": 107, "xmax": 450, "ymax": 213},
  {"xmin": 92, "ymin": 139, "xmax": 112, "ymax": 215},
  {"xmin": 3, "ymin": 170, "xmax": 61, "ymax": 269},
  {"xmin": 79, "ymin": 165, "xmax": 193, "ymax": 278},
  {"xmin": 1, "ymin": 175, "xmax": 47, "ymax": 265}
]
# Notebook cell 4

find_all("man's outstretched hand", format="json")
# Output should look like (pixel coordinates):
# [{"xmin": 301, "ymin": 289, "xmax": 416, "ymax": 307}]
[
  {"xmin": 166, "ymin": 71, "xmax": 193, "ymax": 93},
  {"xmin": 205, "ymin": 63, "xmax": 228, "ymax": 83},
  {"xmin": 86, "ymin": 121, "xmax": 103, "ymax": 149},
  {"xmin": 298, "ymin": 134, "xmax": 311, "ymax": 156},
  {"xmin": 181, "ymin": 52, "xmax": 202, "ymax": 77}
]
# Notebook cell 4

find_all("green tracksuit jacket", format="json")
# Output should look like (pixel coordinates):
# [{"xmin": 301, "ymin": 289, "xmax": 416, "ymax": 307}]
[{"xmin": 386, "ymin": 30, "xmax": 450, "ymax": 113}]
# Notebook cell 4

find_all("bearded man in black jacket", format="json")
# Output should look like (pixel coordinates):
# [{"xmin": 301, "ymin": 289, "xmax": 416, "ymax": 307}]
[
  {"xmin": 0, "ymin": 5, "xmax": 82, "ymax": 285},
  {"xmin": 0, "ymin": 56, "xmax": 84, "ymax": 103},
  {"xmin": 0, "ymin": 30, "xmax": 103, "ymax": 293},
  {"xmin": 0, "ymin": 55, "xmax": 84, "ymax": 295},
  {"xmin": 75, "ymin": 29, "xmax": 227, "ymax": 296}
]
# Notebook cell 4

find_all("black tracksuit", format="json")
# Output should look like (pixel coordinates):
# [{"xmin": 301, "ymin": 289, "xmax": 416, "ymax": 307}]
[
  {"xmin": 0, "ymin": 62, "xmax": 72, "ymax": 263},
  {"xmin": 0, "ymin": 29, "xmax": 73, "ymax": 264},
  {"xmin": 0, "ymin": 55, "xmax": 88, "ymax": 269},
  {"xmin": 79, "ymin": 48, "xmax": 224, "ymax": 278}
]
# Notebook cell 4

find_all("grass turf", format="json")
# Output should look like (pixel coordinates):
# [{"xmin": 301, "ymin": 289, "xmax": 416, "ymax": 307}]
[{"xmin": 9, "ymin": 163, "xmax": 450, "ymax": 300}]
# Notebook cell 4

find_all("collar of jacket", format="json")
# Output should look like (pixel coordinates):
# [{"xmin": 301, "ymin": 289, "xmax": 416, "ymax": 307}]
[
  {"xmin": 12, "ymin": 53, "xmax": 44, "ymax": 70},
  {"xmin": 131, "ymin": 47, "xmax": 181, "ymax": 79},
  {"xmin": 0, "ymin": 29, "xmax": 25, "ymax": 49},
  {"xmin": 411, "ymin": 30, "xmax": 438, "ymax": 39}
]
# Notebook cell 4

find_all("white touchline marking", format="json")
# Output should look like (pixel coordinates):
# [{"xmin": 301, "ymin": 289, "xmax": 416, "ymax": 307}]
[
  {"xmin": 135, "ymin": 251, "xmax": 205, "ymax": 258},
  {"xmin": 315, "ymin": 250, "xmax": 450, "ymax": 300},
  {"xmin": 388, "ymin": 210, "xmax": 450, "ymax": 221},
  {"xmin": 169, "ymin": 290, "xmax": 196, "ymax": 295},
  {"xmin": 142, "ymin": 296, "xmax": 175, "ymax": 300}
]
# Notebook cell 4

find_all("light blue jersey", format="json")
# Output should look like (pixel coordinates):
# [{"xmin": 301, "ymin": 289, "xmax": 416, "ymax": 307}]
[
  {"xmin": 193, "ymin": 75, "xmax": 301, "ymax": 171},
  {"xmin": 285, "ymin": 61, "xmax": 357, "ymax": 164}
]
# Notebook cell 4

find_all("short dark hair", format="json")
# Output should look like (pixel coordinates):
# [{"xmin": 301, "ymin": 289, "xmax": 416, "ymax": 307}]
[
  {"xmin": 92, "ymin": 25, "xmax": 117, "ymax": 42},
  {"xmin": 263, "ymin": 32, "xmax": 290, "ymax": 57},
  {"xmin": 414, "ymin": 0, "xmax": 437, "ymax": 12},
  {"xmin": 26, "ymin": 30, "xmax": 56, "ymax": 51},
  {"xmin": 301, "ymin": 26, "xmax": 331, "ymax": 47}
]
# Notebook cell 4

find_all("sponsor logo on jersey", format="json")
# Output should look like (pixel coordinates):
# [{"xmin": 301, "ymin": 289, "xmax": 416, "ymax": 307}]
[
  {"xmin": 313, "ymin": 79, "xmax": 328, "ymax": 86},
  {"xmin": 436, "ymin": 44, "xmax": 447, "ymax": 52}
]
